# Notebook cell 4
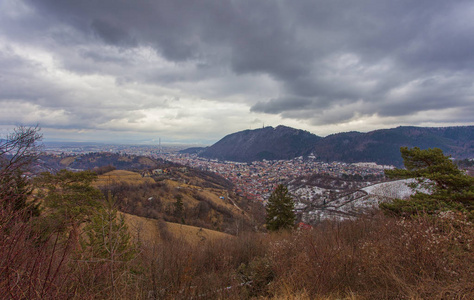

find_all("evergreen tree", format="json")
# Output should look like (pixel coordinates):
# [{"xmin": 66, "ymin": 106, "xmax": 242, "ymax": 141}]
[
  {"xmin": 36, "ymin": 170, "xmax": 103, "ymax": 231},
  {"xmin": 265, "ymin": 184, "xmax": 296, "ymax": 231},
  {"xmin": 381, "ymin": 147, "xmax": 474, "ymax": 218},
  {"xmin": 174, "ymin": 194, "xmax": 185, "ymax": 223},
  {"xmin": 80, "ymin": 192, "xmax": 138, "ymax": 298},
  {"xmin": 81, "ymin": 191, "xmax": 136, "ymax": 262}
]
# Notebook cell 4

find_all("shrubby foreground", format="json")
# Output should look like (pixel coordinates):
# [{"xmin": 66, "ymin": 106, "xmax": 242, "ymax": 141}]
[{"xmin": 1, "ymin": 209, "xmax": 473, "ymax": 299}]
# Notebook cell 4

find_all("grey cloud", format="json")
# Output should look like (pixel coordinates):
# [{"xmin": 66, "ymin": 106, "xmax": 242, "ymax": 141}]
[
  {"xmin": 0, "ymin": 0, "xmax": 472, "ymax": 141},
  {"xmin": 378, "ymin": 76, "xmax": 474, "ymax": 117},
  {"xmin": 90, "ymin": 19, "xmax": 137, "ymax": 47},
  {"xmin": 80, "ymin": 49, "xmax": 133, "ymax": 65},
  {"xmin": 0, "ymin": 47, "xmax": 158, "ymax": 129},
  {"xmin": 0, "ymin": 48, "xmax": 63, "ymax": 103},
  {"xmin": 251, "ymin": 97, "xmax": 313, "ymax": 114},
  {"xmin": 26, "ymin": 0, "xmax": 217, "ymax": 61}
]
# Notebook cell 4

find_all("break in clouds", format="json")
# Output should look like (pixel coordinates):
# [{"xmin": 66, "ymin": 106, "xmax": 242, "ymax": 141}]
[{"xmin": 0, "ymin": 0, "xmax": 473, "ymax": 143}]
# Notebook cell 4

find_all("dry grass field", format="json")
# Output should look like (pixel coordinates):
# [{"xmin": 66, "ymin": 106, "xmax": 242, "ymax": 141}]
[
  {"xmin": 122, "ymin": 212, "xmax": 231, "ymax": 246},
  {"xmin": 163, "ymin": 179, "xmax": 240, "ymax": 213},
  {"xmin": 138, "ymin": 156, "xmax": 157, "ymax": 166},
  {"xmin": 59, "ymin": 156, "xmax": 75, "ymax": 166},
  {"xmin": 94, "ymin": 170, "xmax": 155, "ymax": 187}
]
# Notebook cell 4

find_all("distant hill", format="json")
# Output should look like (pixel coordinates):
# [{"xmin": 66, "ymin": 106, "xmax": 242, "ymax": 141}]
[
  {"xmin": 198, "ymin": 125, "xmax": 321, "ymax": 162},
  {"xmin": 36, "ymin": 152, "xmax": 177, "ymax": 173},
  {"xmin": 179, "ymin": 146, "xmax": 207, "ymax": 155},
  {"xmin": 187, "ymin": 125, "xmax": 474, "ymax": 166}
]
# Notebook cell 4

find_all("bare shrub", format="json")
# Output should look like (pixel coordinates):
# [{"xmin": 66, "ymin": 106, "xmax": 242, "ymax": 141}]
[
  {"xmin": 261, "ymin": 213, "xmax": 473, "ymax": 299},
  {"xmin": 0, "ymin": 208, "xmax": 75, "ymax": 299}
]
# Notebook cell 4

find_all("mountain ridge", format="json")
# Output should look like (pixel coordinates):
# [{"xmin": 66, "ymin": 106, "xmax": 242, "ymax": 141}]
[{"xmin": 183, "ymin": 125, "xmax": 474, "ymax": 166}]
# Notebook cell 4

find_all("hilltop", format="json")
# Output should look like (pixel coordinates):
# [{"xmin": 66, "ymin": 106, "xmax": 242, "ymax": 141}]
[
  {"xmin": 197, "ymin": 125, "xmax": 321, "ymax": 162},
  {"xmin": 3, "ymin": 126, "xmax": 473, "ymax": 299}
]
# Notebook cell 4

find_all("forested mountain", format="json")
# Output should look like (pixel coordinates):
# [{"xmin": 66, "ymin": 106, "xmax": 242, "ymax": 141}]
[
  {"xmin": 189, "ymin": 125, "xmax": 474, "ymax": 166},
  {"xmin": 312, "ymin": 126, "xmax": 474, "ymax": 166},
  {"xmin": 198, "ymin": 125, "xmax": 321, "ymax": 161}
]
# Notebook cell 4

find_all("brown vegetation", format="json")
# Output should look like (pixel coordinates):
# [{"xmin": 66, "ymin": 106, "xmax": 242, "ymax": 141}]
[
  {"xmin": 59, "ymin": 156, "xmax": 75, "ymax": 166},
  {"xmin": 2, "ymin": 208, "xmax": 472, "ymax": 299},
  {"xmin": 95, "ymin": 171, "xmax": 260, "ymax": 235},
  {"xmin": 122, "ymin": 212, "xmax": 232, "ymax": 245},
  {"xmin": 94, "ymin": 170, "xmax": 155, "ymax": 187}
]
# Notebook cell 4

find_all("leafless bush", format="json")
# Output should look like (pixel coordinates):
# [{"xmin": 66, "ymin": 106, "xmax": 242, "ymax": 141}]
[
  {"xmin": 261, "ymin": 213, "xmax": 473, "ymax": 299},
  {"xmin": 3, "ymin": 206, "xmax": 471, "ymax": 299},
  {"xmin": 0, "ymin": 208, "xmax": 75, "ymax": 299},
  {"xmin": 1, "ymin": 126, "xmax": 42, "ymax": 216}
]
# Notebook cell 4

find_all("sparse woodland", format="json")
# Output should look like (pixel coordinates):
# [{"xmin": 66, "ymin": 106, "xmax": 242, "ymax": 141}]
[{"xmin": 1, "ymin": 127, "xmax": 473, "ymax": 299}]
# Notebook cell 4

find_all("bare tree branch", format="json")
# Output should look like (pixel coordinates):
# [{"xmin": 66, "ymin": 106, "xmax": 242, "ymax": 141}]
[{"xmin": 0, "ymin": 125, "xmax": 43, "ymax": 215}]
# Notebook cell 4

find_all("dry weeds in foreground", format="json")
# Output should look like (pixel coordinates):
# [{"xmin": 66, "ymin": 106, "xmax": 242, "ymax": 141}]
[{"xmin": 1, "ymin": 210, "xmax": 472, "ymax": 299}]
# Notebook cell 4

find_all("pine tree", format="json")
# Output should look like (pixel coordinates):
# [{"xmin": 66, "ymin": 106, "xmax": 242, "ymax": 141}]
[
  {"xmin": 381, "ymin": 147, "xmax": 474, "ymax": 217},
  {"xmin": 265, "ymin": 184, "xmax": 296, "ymax": 231},
  {"xmin": 80, "ymin": 192, "xmax": 138, "ymax": 298},
  {"xmin": 81, "ymin": 192, "xmax": 136, "ymax": 261},
  {"xmin": 36, "ymin": 170, "xmax": 104, "ymax": 232},
  {"xmin": 174, "ymin": 194, "xmax": 185, "ymax": 224}
]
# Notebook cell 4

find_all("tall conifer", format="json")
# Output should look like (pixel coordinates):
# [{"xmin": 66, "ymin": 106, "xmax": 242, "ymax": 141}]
[{"xmin": 265, "ymin": 184, "xmax": 296, "ymax": 231}]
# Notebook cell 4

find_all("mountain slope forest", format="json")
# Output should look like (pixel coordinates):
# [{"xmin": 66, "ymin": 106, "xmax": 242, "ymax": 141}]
[{"xmin": 190, "ymin": 125, "xmax": 474, "ymax": 166}]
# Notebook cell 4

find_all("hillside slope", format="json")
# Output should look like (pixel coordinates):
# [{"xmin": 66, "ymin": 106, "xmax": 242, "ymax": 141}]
[
  {"xmin": 95, "ymin": 169, "xmax": 261, "ymax": 234},
  {"xmin": 122, "ymin": 212, "xmax": 232, "ymax": 246}
]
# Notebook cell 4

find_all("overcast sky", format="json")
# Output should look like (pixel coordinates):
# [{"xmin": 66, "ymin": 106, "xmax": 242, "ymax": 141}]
[{"xmin": 1, "ymin": 0, "xmax": 473, "ymax": 144}]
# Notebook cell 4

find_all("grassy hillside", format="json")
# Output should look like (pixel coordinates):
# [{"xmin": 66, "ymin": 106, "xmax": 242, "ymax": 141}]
[
  {"xmin": 59, "ymin": 156, "xmax": 75, "ymax": 166},
  {"xmin": 3, "ymin": 164, "xmax": 473, "ymax": 299},
  {"xmin": 122, "ymin": 212, "xmax": 231, "ymax": 246},
  {"xmin": 5, "ymin": 208, "xmax": 472, "ymax": 299},
  {"xmin": 94, "ymin": 170, "xmax": 155, "ymax": 187},
  {"xmin": 94, "ymin": 169, "xmax": 262, "ymax": 235}
]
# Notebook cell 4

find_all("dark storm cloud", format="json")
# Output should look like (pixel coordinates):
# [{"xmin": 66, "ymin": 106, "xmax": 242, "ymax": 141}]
[
  {"xmin": 251, "ymin": 97, "xmax": 313, "ymax": 114},
  {"xmin": 90, "ymin": 19, "xmax": 137, "ymax": 47},
  {"xmin": 28, "ymin": 1, "xmax": 474, "ymax": 74},
  {"xmin": 3, "ymin": 0, "xmax": 473, "ymax": 137}
]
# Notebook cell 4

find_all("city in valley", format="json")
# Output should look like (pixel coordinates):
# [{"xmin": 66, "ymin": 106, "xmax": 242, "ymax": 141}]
[{"xmin": 44, "ymin": 143, "xmax": 401, "ymax": 222}]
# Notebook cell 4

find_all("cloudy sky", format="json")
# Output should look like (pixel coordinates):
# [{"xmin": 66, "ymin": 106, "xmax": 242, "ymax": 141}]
[{"xmin": 1, "ymin": 0, "xmax": 473, "ymax": 144}]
